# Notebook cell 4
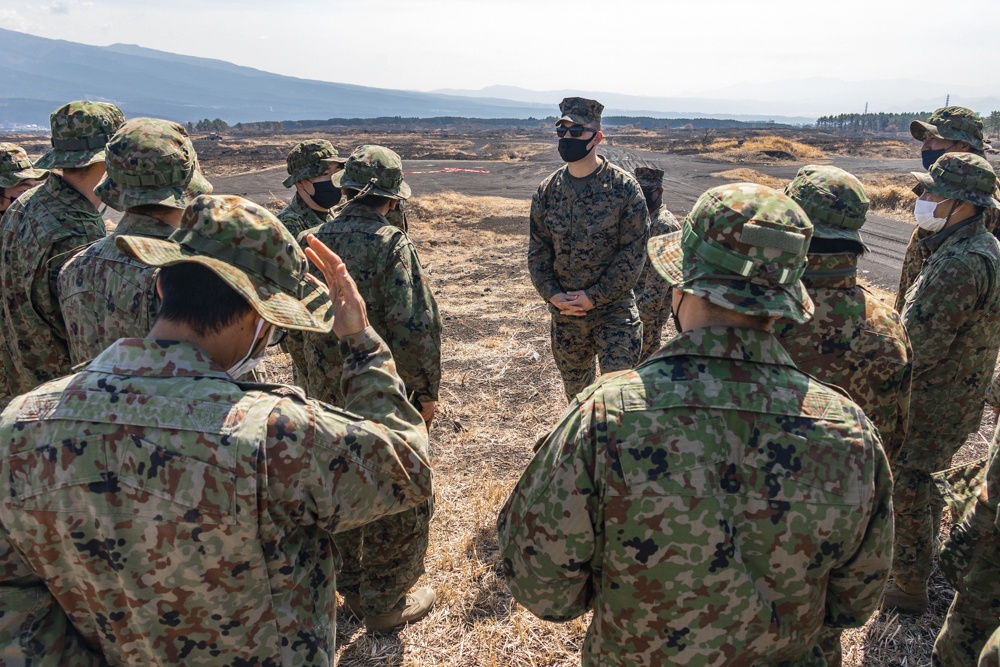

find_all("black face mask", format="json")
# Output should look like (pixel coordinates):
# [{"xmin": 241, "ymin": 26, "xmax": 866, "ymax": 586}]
[
  {"xmin": 310, "ymin": 179, "xmax": 342, "ymax": 209},
  {"xmin": 558, "ymin": 136, "xmax": 595, "ymax": 163},
  {"xmin": 642, "ymin": 189, "xmax": 662, "ymax": 214},
  {"xmin": 921, "ymin": 146, "xmax": 949, "ymax": 170}
]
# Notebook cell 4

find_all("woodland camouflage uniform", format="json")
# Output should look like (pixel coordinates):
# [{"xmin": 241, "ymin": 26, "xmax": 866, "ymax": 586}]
[
  {"xmin": 296, "ymin": 145, "xmax": 440, "ymax": 618},
  {"xmin": 889, "ymin": 154, "xmax": 1000, "ymax": 602},
  {"xmin": 0, "ymin": 194, "xmax": 432, "ymax": 665},
  {"xmin": 58, "ymin": 117, "xmax": 212, "ymax": 365},
  {"xmin": 499, "ymin": 183, "xmax": 893, "ymax": 667},
  {"xmin": 632, "ymin": 166, "xmax": 681, "ymax": 361},
  {"xmin": 0, "ymin": 101, "xmax": 124, "ymax": 407},
  {"xmin": 529, "ymin": 98, "xmax": 649, "ymax": 398},
  {"xmin": 895, "ymin": 106, "xmax": 1000, "ymax": 312}
]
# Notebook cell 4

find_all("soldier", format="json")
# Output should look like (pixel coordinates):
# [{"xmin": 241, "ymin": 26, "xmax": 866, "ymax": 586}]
[
  {"xmin": 633, "ymin": 166, "xmax": 681, "ymax": 361},
  {"xmin": 0, "ymin": 194, "xmax": 433, "ymax": 665},
  {"xmin": 895, "ymin": 106, "xmax": 997, "ymax": 312},
  {"xmin": 883, "ymin": 153, "xmax": 1000, "ymax": 614},
  {"xmin": 57, "ymin": 117, "xmax": 213, "ymax": 366},
  {"xmin": 0, "ymin": 101, "xmax": 125, "ymax": 408},
  {"xmin": 277, "ymin": 139, "xmax": 347, "ymax": 239},
  {"xmin": 499, "ymin": 183, "xmax": 894, "ymax": 666},
  {"xmin": 298, "ymin": 145, "xmax": 440, "ymax": 633},
  {"xmin": 0, "ymin": 143, "xmax": 48, "ymax": 216},
  {"xmin": 981, "ymin": 628, "xmax": 1000, "ymax": 667},
  {"xmin": 932, "ymin": 434, "xmax": 1000, "ymax": 666},
  {"xmin": 528, "ymin": 96, "xmax": 649, "ymax": 399}
]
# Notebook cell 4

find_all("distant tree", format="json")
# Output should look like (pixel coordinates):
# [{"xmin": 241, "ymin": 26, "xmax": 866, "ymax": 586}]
[
  {"xmin": 186, "ymin": 121, "xmax": 194, "ymax": 133},
  {"xmin": 987, "ymin": 111, "xmax": 1000, "ymax": 141}
]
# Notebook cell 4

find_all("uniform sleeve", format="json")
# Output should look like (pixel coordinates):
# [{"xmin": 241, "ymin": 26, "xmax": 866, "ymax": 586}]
[
  {"xmin": 264, "ymin": 326, "xmax": 433, "ymax": 535},
  {"xmin": 0, "ymin": 529, "xmax": 111, "ymax": 666},
  {"xmin": 902, "ymin": 254, "xmax": 985, "ymax": 377},
  {"xmin": 585, "ymin": 180, "xmax": 650, "ymax": 308},
  {"xmin": 824, "ymin": 420, "xmax": 894, "ymax": 628},
  {"xmin": 378, "ymin": 239, "xmax": 442, "ymax": 402},
  {"xmin": 881, "ymin": 334, "xmax": 912, "ymax": 465},
  {"xmin": 497, "ymin": 396, "xmax": 600, "ymax": 622},
  {"xmin": 528, "ymin": 182, "xmax": 563, "ymax": 302}
]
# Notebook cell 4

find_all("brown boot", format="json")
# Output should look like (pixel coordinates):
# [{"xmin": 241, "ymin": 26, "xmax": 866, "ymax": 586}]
[
  {"xmin": 881, "ymin": 580, "xmax": 928, "ymax": 615},
  {"xmin": 340, "ymin": 592, "xmax": 364, "ymax": 621},
  {"xmin": 364, "ymin": 587, "xmax": 436, "ymax": 634}
]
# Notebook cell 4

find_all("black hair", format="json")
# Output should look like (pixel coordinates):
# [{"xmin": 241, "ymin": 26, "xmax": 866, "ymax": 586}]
[
  {"xmin": 345, "ymin": 189, "xmax": 394, "ymax": 209},
  {"xmin": 156, "ymin": 263, "xmax": 253, "ymax": 336},
  {"xmin": 808, "ymin": 237, "xmax": 867, "ymax": 256}
]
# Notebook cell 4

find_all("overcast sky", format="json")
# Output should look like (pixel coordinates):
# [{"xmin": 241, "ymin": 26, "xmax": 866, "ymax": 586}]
[{"xmin": 2, "ymin": 0, "xmax": 998, "ymax": 96}]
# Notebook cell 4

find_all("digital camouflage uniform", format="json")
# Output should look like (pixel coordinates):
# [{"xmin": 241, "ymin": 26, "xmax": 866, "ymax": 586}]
[
  {"xmin": 0, "ymin": 102, "xmax": 125, "ymax": 407},
  {"xmin": 930, "ymin": 437, "xmax": 1000, "ymax": 666},
  {"xmin": 499, "ymin": 183, "xmax": 894, "ymax": 667},
  {"xmin": 297, "ymin": 146, "xmax": 440, "ymax": 617},
  {"xmin": 773, "ymin": 166, "xmax": 911, "ymax": 665},
  {"xmin": 633, "ymin": 166, "xmax": 681, "ymax": 361},
  {"xmin": 0, "ymin": 194, "xmax": 433, "ymax": 665},
  {"xmin": 895, "ymin": 106, "xmax": 999, "ymax": 312},
  {"xmin": 57, "ymin": 117, "xmax": 212, "ymax": 366},
  {"xmin": 529, "ymin": 98, "xmax": 649, "ymax": 398},
  {"xmin": 890, "ymin": 154, "xmax": 1000, "ymax": 598}
]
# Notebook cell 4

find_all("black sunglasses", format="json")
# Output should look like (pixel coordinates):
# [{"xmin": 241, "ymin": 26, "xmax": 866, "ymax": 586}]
[
  {"xmin": 556, "ymin": 125, "xmax": 594, "ymax": 138},
  {"xmin": 267, "ymin": 327, "xmax": 288, "ymax": 348}
]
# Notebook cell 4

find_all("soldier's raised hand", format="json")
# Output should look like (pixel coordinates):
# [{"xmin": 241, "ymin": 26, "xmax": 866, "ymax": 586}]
[{"xmin": 304, "ymin": 234, "xmax": 370, "ymax": 338}]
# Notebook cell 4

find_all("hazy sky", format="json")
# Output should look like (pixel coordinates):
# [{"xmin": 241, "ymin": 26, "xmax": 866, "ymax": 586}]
[{"xmin": 3, "ymin": 0, "xmax": 999, "ymax": 96}]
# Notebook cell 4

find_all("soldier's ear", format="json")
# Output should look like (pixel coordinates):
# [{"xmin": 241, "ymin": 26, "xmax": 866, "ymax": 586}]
[{"xmin": 155, "ymin": 273, "xmax": 164, "ymax": 299}]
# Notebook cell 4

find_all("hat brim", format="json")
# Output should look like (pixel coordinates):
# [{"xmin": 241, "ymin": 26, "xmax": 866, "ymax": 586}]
[
  {"xmin": 95, "ymin": 167, "xmax": 214, "ymax": 212},
  {"xmin": 282, "ymin": 157, "xmax": 347, "ymax": 188},
  {"xmin": 910, "ymin": 171, "xmax": 1000, "ymax": 208},
  {"xmin": 0, "ymin": 168, "xmax": 49, "ymax": 188},
  {"xmin": 115, "ymin": 235, "xmax": 334, "ymax": 333},
  {"xmin": 811, "ymin": 222, "xmax": 865, "ymax": 244},
  {"xmin": 332, "ymin": 169, "xmax": 411, "ymax": 200},
  {"xmin": 648, "ymin": 231, "xmax": 815, "ymax": 324},
  {"xmin": 34, "ymin": 148, "xmax": 106, "ymax": 170},
  {"xmin": 910, "ymin": 120, "xmax": 940, "ymax": 142}
]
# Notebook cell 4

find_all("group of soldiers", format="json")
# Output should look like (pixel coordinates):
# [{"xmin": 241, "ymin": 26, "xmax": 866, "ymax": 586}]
[{"xmin": 0, "ymin": 95, "xmax": 997, "ymax": 666}]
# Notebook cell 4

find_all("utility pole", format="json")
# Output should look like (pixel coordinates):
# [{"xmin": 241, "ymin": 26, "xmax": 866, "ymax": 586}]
[{"xmin": 946, "ymin": 93, "xmax": 950, "ymax": 106}]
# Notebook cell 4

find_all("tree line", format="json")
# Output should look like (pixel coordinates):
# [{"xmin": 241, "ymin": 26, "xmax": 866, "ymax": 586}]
[{"xmin": 817, "ymin": 110, "xmax": 1000, "ymax": 139}]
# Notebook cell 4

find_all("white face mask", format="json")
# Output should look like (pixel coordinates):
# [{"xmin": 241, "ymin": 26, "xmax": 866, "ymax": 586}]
[
  {"xmin": 227, "ymin": 318, "xmax": 267, "ymax": 379},
  {"xmin": 914, "ymin": 198, "xmax": 948, "ymax": 232}
]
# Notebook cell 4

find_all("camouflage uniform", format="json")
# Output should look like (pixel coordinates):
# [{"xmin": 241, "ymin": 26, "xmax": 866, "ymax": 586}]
[
  {"xmin": 0, "ymin": 194, "xmax": 433, "ymax": 665},
  {"xmin": 529, "ymin": 98, "xmax": 649, "ymax": 398},
  {"xmin": 981, "ymin": 627, "xmax": 1000, "ymax": 667},
  {"xmin": 499, "ymin": 183, "xmax": 894, "ymax": 667},
  {"xmin": 633, "ymin": 167, "xmax": 681, "ymax": 361},
  {"xmin": 890, "ymin": 154, "xmax": 1000, "ymax": 596},
  {"xmin": 895, "ymin": 106, "xmax": 999, "ymax": 312},
  {"xmin": 0, "ymin": 143, "xmax": 48, "ymax": 211},
  {"xmin": 57, "ymin": 117, "xmax": 212, "ymax": 365},
  {"xmin": 298, "ymin": 146, "xmax": 440, "ymax": 617},
  {"xmin": 0, "ymin": 102, "xmax": 125, "ymax": 407}
]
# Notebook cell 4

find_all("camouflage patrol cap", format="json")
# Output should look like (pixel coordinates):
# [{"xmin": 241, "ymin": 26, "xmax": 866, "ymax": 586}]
[
  {"xmin": 35, "ymin": 101, "xmax": 126, "ymax": 169},
  {"xmin": 332, "ymin": 145, "xmax": 411, "ymax": 200},
  {"xmin": 282, "ymin": 139, "xmax": 347, "ymax": 188},
  {"xmin": 556, "ymin": 97, "xmax": 603, "ymax": 127},
  {"xmin": 0, "ymin": 143, "xmax": 48, "ymax": 188},
  {"xmin": 634, "ymin": 167, "xmax": 664, "ymax": 191},
  {"xmin": 911, "ymin": 153, "xmax": 1000, "ymax": 209},
  {"xmin": 94, "ymin": 117, "xmax": 213, "ymax": 211},
  {"xmin": 116, "ymin": 194, "xmax": 333, "ymax": 332},
  {"xmin": 649, "ymin": 183, "xmax": 815, "ymax": 323},
  {"xmin": 784, "ymin": 165, "xmax": 869, "ymax": 244},
  {"xmin": 910, "ymin": 106, "xmax": 989, "ymax": 155}
]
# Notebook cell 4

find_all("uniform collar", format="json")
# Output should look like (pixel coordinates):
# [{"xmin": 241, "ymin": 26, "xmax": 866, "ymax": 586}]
[
  {"xmin": 336, "ymin": 200, "xmax": 390, "ymax": 224},
  {"xmin": 291, "ymin": 193, "xmax": 336, "ymax": 224},
  {"xmin": 45, "ymin": 171, "xmax": 101, "ymax": 214},
  {"xmin": 920, "ymin": 213, "xmax": 984, "ymax": 258},
  {"xmin": 645, "ymin": 325, "xmax": 799, "ymax": 369},
  {"xmin": 111, "ymin": 211, "xmax": 174, "ymax": 238},
  {"xmin": 85, "ymin": 338, "xmax": 231, "ymax": 379},
  {"xmin": 801, "ymin": 252, "xmax": 858, "ymax": 289}
]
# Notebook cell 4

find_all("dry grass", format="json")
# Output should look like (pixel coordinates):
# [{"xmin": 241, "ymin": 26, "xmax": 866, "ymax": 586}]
[
  {"xmin": 863, "ymin": 173, "xmax": 918, "ymax": 220},
  {"xmin": 703, "ymin": 135, "xmax": 825, "ymax": 162},
  {"xmin": 711, "ymin": 168, "xmax": 787, "ymax": 190}
]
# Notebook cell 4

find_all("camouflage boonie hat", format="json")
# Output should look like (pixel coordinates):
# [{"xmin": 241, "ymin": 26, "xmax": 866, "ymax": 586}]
[
  {"xmin": 116, "ymin": 194, "xmax": 333, "ymax": 332},
  {"xmin": 332, "ymin": 145, "xmax": 411, "ymax": 200},
  {"xmin": 649, "ymin": 183, "xmax": 815, "ymax": 323},
  {"xmin": 910, "ymin": 106, "xmax": 989, "ymax": 154},
  {"xmin": 556, "ymin": 97, "xmax": 603, "ymax": 126},
  {"xmin": 0, "ymin": 143, "xmax": 48, "ymax": 188},
  {"xmin": 634, "ymin": 167, "xmax": 664, "ymax": 191},
  {"xmin": 282, "ymin": 139, "xmax": 347, "ymax": 188},
  {"xmin": 94, "ymin": 118, "xmax": 213, "ymax": 211},
  {"xmin": 911, "ymin": 153, "xmax": 1000, "ymax": 209},
  {"xmin": 35, "ymin": 101, "xmax": 126, "ymax": 169},
  {"xmin": 784, "ymin": 165, "xmax": 869, "ymax": 244}
]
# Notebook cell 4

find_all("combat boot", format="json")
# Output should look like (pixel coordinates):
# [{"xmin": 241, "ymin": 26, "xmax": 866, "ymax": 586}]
[
  {"xmin": 340, "ymin": 592, "xmax": 364, "ymax": 621},
  {"xmin": 881, "ymin": 579, "xmax": 929, "ymax": 615},
  {"xmin": 364, "ymin": 587, "xmax": 436, "ymax": 634}
]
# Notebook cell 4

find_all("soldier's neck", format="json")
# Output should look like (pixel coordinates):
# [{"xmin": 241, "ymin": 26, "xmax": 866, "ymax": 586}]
[
  {"xmin": 567, "ymin": 153, "xmax": 601, "ymax": 179},
  {"xmin": 61, "ymin": 169, "xmax": 105, "ymax": 210}
]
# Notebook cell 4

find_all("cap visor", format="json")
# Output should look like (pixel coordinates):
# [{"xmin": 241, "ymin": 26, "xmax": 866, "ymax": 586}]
[
  {"xmin": 116, "ymin": 235, "xmax": 334, "ymax": 333},
  {"xmin": 556, "ymin": 114, "xmax": 588, "ymax": 126}
]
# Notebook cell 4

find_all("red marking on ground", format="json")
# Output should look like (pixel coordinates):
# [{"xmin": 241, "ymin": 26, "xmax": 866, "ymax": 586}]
[{"xmin": 403, "ymin": 167, "xmax": 492, "ymax": 175}]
